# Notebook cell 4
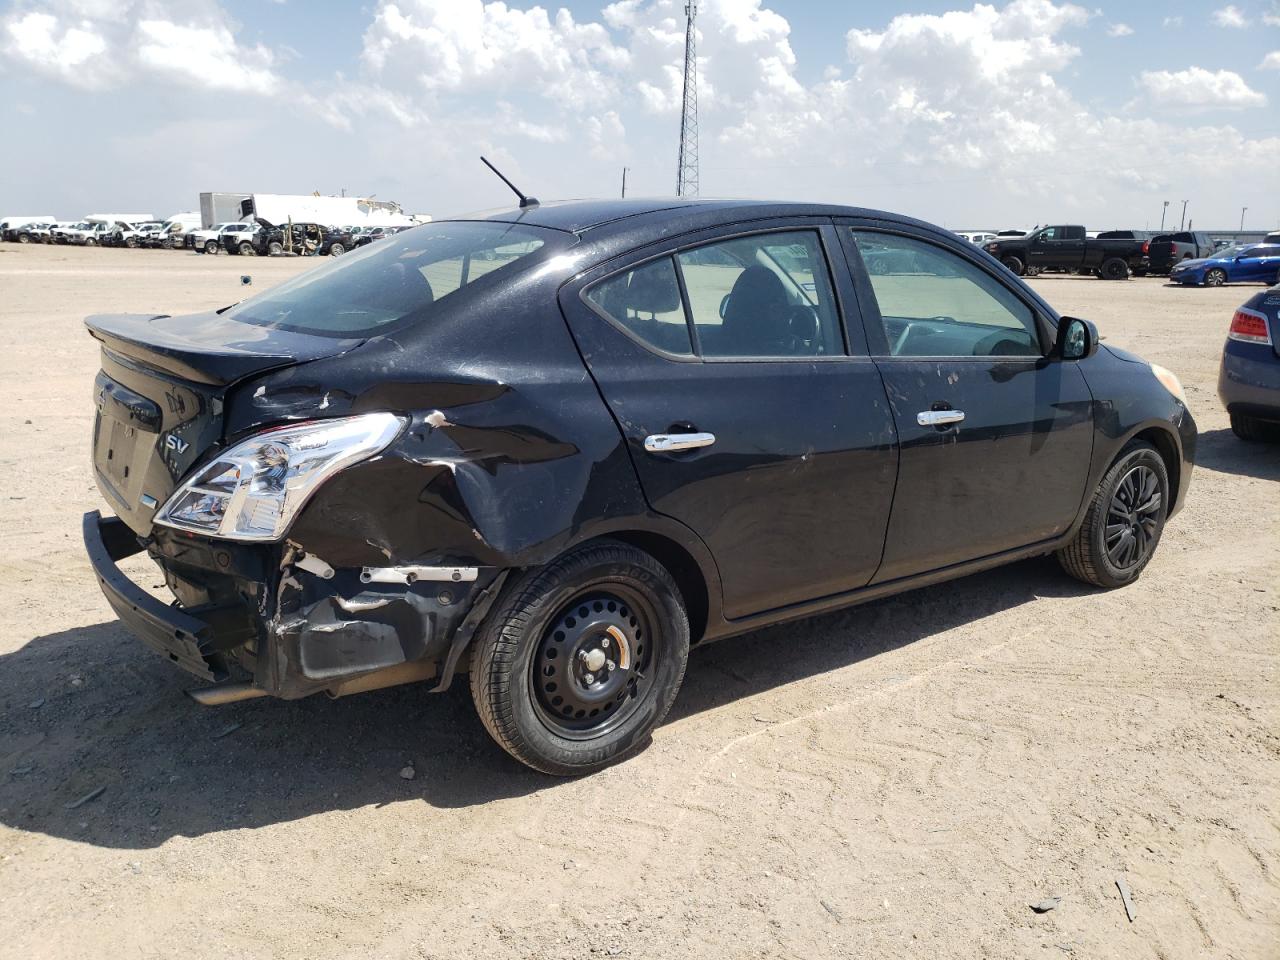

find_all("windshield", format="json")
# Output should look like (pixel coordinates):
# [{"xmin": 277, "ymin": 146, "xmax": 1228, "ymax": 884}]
[
  {"xmin": 1211, "ymin": 245, "xmax": 1253, "ymax": 259},
  {"xmin": 226, "ymin": 220, "xmax": 565, "ymax": 336}
]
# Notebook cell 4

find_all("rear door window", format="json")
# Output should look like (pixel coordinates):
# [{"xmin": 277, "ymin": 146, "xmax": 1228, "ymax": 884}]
[
  {"xmin": 584, "ymin": 257, "xmax": 693, "ymax": 356},
  {"xmin": 675, "ymin": 230, "xmax": 843, "ymax": 358}
]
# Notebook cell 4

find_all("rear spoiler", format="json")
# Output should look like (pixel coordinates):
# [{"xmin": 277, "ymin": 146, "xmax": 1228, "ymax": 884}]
[{"xmin": 85, "ymin": 312, "xmax": 363, "ymax": 386}]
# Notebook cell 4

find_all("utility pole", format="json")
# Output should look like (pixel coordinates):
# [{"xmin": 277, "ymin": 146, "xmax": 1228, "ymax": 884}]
[
  {"xmin": 1179, "ymin": 200, "xmax": 1188, "ymax": 231},
  {"xmin": 676, "ymin": 2, "xmax": 699, "ymax": 197},
  {"xmin": 621, "ymin": 167, "xmax": 629, "ymax": 199},
  {"xmin": 1160, "ymin": 200, "xmax": 1169, "ymax": 231},
  {"xmin": 1240, "ymin": 206, "xmax": 1248, "ymax": 231}
]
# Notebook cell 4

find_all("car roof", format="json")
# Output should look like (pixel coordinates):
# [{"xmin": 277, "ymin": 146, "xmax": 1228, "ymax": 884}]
[{"xmin": 458, "ymin": 197, "xmax": 927, "ymax": 237}]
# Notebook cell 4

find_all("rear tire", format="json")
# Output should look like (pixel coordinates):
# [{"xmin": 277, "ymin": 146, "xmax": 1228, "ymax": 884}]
[
  {"xmin": 17, "ymin": 233, "xmax": 30, "ymax": 244},
  {"xmin": 329, "ymin": 242, "xmax": 345, "ymax": 256},
  {"xmin": 1057, "ymin": 441, "xmax": 1169, "ymax": 589},
  {"xmin": 267, "ymin": 240, "xmax": 284, "ymax": 256},
  {"xmin": 1101, "ymin": 258, "xmax": 1130, "ymax": 281},
  {"xmin": 1230, "ymin": 412, "xmax": 1280, "ymax": 442},
  {"xmin": 469, "ymin": 541, "xmax": 690, "ymax": 776},
  {"xmin": 1002, "ymin": 256, "xmax": 1025, "ymax": 276}
]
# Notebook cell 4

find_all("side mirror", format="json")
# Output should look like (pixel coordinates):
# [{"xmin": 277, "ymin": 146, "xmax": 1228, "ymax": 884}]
[{"xmin": 1055, "ymin": 316, "xmax": 1097, "ymax": 361}]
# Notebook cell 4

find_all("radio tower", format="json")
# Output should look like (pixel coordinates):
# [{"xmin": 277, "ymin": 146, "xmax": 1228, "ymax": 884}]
[{"xmin": 676, "ymin": 2, "xmax": 699, "ymax": 197}]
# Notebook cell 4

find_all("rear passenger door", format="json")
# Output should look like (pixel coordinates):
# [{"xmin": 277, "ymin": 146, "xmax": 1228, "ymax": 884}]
[
  {"xmin": 838, "ymin": 222, "xmax": 1095, "ymax": 582},
  {"xmin": 559, "ymin": 220, "xmax": 898, "ymax": 619},
  {"xmin": 1237, "ymin": 245, "xmax": 1280, "ymax": 282}
]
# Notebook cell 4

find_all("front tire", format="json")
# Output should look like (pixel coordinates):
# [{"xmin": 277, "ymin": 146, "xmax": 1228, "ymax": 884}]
[
  {"xmin": 1002, "ymin": 256, "xmax": 1025, "ymax": 276},
  {"xmin": 203, "ymin": 240, "xmax": 218, "ymax": 254},
  {"xmin": 1205, "ymin": 268, "xmax": 1227, "ymax": 287},
  {"xmin": 470, "ymin": 541, "xmax": 690, "ymax": 776},
  {"xmin": 238, "ymin": 241, "xmax": 255, "ymax": 256},
  {"xmin": 1057, "ymin": 442, "xmax": 1169, "ymax": 589},
  {"xmin": 329, "ymin": 242, "xmax": 345, "ymax": 256}
]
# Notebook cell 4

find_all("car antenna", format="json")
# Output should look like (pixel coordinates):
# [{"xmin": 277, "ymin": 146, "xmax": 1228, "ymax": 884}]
[{"xmin": 480, "ymin": 156, "xmax": 539, "ymax": 209}]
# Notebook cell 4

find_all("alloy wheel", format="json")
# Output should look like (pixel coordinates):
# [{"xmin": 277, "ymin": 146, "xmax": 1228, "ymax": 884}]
[
  {"xmin": 531, "ymin": 589, "xmax": 657, "ymax": 741},
  {"xmin": 1205, "ymin": 269, "xmax": 1226, "ymax": 287},
  {"xmin": 1105, "ymin": 465, "xmax": 1162, "ymax": 569}
]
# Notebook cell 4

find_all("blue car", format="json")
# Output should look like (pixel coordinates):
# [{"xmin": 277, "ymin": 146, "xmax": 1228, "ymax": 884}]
[
  {"xmin": 1219, "ymin": 285, "xmax": 1280, "ymax": 440},
  {"xmin": 1171, "ymin": 243, "xmax": 1280, "ymax": 287}
]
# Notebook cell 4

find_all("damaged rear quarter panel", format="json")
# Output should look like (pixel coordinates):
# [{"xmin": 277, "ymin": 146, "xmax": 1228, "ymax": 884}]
[{"xmin": 223, "ymin": 256, "xmax": 654, "ymax": 572}]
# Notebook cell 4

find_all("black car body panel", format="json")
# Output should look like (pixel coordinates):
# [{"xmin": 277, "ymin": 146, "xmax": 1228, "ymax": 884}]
[{"xmin": 82, "ymin": 199, "xmax": 1197, "ymax": 704}]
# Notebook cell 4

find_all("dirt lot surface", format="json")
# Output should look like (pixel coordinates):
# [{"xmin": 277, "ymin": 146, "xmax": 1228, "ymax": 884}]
[{"xmin": 0, "ymin": 243, "xmax": 1276, "ymax": 959}]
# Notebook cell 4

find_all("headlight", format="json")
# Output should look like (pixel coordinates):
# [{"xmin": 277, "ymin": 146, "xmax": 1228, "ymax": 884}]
[
  {"xmin": 154, "ymin": 412, "xmax": 405, "ymax": 541},
  {"xmin": 1150, "ymin": 363, "xmax": 1186, "ymax": 404}
]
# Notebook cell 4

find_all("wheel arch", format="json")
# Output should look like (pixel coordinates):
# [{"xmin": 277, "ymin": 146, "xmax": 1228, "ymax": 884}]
[
  {"xmin": 1130, "ymin": 425, "xmax": 1181, "ymax": 509},
  {"xmin": 603, "ymin": 529, "xmax": 712, "ymax": 644}
]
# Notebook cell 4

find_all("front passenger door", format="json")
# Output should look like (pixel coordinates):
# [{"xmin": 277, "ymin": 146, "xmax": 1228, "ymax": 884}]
[{"xmin": 841, "ymin": 226, "xmax": 1095, "ymax": 583}]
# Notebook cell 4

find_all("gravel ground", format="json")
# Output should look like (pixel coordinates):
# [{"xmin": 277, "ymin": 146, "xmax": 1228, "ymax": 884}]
[{"xmin": 0, "ymin": 243, "xmax": 1276, "ymax": 959}]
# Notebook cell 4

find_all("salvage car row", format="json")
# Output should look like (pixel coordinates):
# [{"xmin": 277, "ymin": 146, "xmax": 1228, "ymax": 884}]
[{"xmin": 0, "ymin": 214, "xmax": 408, "ymax": 257}]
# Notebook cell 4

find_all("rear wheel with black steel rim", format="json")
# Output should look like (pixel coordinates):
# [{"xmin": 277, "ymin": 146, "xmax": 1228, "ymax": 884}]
[
  {"xmin": 469, "ymin": 541, "xmax": 689, "ymax": 775},
  {"xmin": 1057, "ymin": 441, "xmax": 1169, "ymax": 588}
]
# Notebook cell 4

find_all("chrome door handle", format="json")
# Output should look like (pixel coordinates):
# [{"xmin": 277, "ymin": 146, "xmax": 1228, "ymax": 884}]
[
  {"xmin": 644, "ymin": 432, "xmax": 716, "ymax": 453},
  {"xmin": 917, "ymin": 410, "xmax": 965, "ymax": 427}
]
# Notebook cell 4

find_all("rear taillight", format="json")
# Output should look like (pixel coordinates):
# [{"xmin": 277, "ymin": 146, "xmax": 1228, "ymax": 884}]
[
  {"xmin": 1142, "ymin": 241, "xmax": 1149, "ymax": 255},
  {"xmin": 1228, "ymin": 307, "xmax": 1272, "ymax": 344}
]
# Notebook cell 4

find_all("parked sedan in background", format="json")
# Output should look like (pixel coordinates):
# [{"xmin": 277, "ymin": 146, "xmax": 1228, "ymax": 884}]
[
  {"xmin": 1219, "ymin": 285, "xmax": 1280, "ymax": 441},
  {"xmin": 82, "ymin": 198, "xmax": 1195, "ymax": 775},
  {"xmin": 1171, "ymin": 243, "xmax": 1280, "ymax": 287}
]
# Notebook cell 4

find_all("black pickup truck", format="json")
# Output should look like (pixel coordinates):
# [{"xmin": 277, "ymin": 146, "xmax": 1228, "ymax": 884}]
[
  {"xmin": 984, "ymin": 225, "xmax": 1149, "ymax": 280},
  {"xmin": 1147, "ymin": 231, "xmax": 1214, "ymax": 275}
]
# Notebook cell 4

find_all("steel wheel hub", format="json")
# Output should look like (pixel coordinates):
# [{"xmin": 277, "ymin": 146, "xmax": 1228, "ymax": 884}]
[
  {"xmin": 532, "ymin": 593, "xmax": 651, "ymax": 737},
  {"xmin": 1105, "ymin": 465, "xmax": 1162, "ymax": 569}
]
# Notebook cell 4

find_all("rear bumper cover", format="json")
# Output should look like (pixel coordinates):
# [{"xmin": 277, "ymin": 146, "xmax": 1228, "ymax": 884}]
[
  {"xmin": 84, "ymin": 510, "xmax": 498, "ymax": 698},
  {"xmin": 1219, "ymin": 341, "xmax": 1280, "ymax": 419},
  {"xmin": 83, "ymin": 511, "xmax": 243, "ymax": 682}
]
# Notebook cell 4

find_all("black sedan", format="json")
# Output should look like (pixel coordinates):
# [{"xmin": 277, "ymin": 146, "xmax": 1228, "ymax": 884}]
[
  {"xmin": 81, "ymin": 199, "xmax": 1196, "ymax": 774},
  {"xmin": 1219, "ymin": 285, "xmax": 1280, "ymax": 440}
]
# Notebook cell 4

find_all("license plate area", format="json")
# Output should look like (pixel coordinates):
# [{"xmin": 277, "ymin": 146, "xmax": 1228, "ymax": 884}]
[{"xmin": 93, "ymin": 372, "xmax": 162, "ymax": 511}]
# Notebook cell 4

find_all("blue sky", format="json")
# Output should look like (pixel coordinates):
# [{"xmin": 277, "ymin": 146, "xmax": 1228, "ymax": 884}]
[{"xmin": 2, "ymin": 0, "xmax": 1278, "ymax": 230}]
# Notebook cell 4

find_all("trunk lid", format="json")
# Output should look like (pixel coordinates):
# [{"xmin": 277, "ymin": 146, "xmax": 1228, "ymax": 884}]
[{"xmin": 87, "ymin": 311, "xmax": 362, "ymax": 534}]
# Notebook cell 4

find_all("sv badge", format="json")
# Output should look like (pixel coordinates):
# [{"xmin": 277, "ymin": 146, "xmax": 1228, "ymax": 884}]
[{"xmin": 164, "ymin": 434, "xmax": 189, "ymax": 455}]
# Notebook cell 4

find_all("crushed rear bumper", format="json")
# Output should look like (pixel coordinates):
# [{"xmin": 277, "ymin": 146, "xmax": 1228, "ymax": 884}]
[{"xmin": 82, "ymin": 511, "xmax": 253, "ymax": 682}]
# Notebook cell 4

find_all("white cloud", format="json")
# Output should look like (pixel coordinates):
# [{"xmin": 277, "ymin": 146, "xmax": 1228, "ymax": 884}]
[
  {"xmin": 135, "ymin": 19, "xmax": 279, "ymax": 92},
  {"xmin": 1261, "ymin": 51, "xmax": 1280, "ymax": 68},
  {"xmin": 359, "ymin": 1, "xmax": 628, "ymax": 109},
  {"xmin": 1212, "ymin": 5, "xmax": 1248, "ymax": 27},
  {"xmin": 4, "ymin": 11, "xmax": 113, "ymax": 88},
  {"xmin": 1107, "ymin": 22, "xmax": 1133, "ymax": 37},
  {"xmin": 1139, "ymin": 66, "xmax": 1267, "ymax": 108},
  {"xmin": 1162, "ymin": 15, "xmax": 1183, "ymax": 27},
  {"xmin": 0, "ymin": 1, "xmax": 284, "ymax": 92}
]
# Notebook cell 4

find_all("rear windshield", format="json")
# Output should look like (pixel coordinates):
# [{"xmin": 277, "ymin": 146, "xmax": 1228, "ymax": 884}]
[{"xmin": 226, "ymin": 220, "xmax": 564, "ymax": 336}]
